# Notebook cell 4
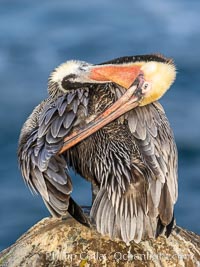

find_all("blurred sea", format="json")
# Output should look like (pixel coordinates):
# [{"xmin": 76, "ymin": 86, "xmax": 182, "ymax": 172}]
[{"xmin": 0, "ymin": 0, "xmax": 200, "ymax": 251}]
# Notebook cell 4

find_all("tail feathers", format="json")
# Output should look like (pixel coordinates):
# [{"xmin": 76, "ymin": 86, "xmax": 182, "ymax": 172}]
[
  {"xmin": 165, "ymin": 214, "xmax": 175, "ymax": 237},
  {"xmin": 90, "ymin": 188, "xmax": 159, "ymax": 244},
  {"xmin": 67, "ymin": 197, "xmax": 91, "ymax": 228},
  {"xmin": 156, "ymin": 213, "xmax": 175, "ymax": 238},
  {"xmin": 155, "ymin": 217, "xmax": 165, "ymax": 238}
]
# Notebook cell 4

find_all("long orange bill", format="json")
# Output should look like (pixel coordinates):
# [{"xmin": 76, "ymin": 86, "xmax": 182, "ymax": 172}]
[{"xmin": 59, "ymin": 84, "xmax": 142, "ymax": 154}]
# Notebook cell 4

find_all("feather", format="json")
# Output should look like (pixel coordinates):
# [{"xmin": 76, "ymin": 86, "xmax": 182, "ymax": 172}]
[
  {"xmin": 57, "ymin": 127, "xmax": 72, "ymax": 138},
  {"xmin": 46, "ymin": 168, "xmax": 67, "ymax": 185},
  {"xmin": 38, "ymin": 121, "xmax": 50, "ymax": 138},
  {"xmin": 63, "ymin": 110, "xmax": 76, "ymax": 129},
  {"xmin": 58, "ymin": 101, "xmax": 68, "ymax": 117},
  {"xmin": 107, "ymin": 202, "xmax": 115, "ymax": 237},
  {"xmin": 44, "ymin": 107, "xmax": 57, "ymax": 125},
  {"xmin": 48, "ymin": 157, "xmax": 59, "ymax": 172},
  {"xmin": 51, "ymin": 116, "xmax": 65, "ymax": 138},
  {"xmin": 96, "ymin": 190, "xmax": 108, "ymax": 233},
  {"xmin": 150, "ymin": 179, "xmax": 162, "ymax": 208},
  {"xmin": 120, "ymin": 216, "xmax": 128, "ymax": 244},
  {"xmin": 101, "ymin": 197, "xmax": 110, "ymax": 234},
  {"xmin": 78, "ymin": 89, "xmax": 84, "ymax": 99},
  {"xmin": 134, "ymin": 207, "xmax": 143, "ymax": 243},
  {"xmin": 72, "ymin": 98, "xmax": 79, "ymax": 113},
  {"xmin": 48, "ymin": 192, "xmax": 68, "ymax": 211},
  {"xmin": 45, "ymin": 175, "xmax": 71, "ymax": 194},
  {"xmin": 67, "ymin": 91, "xmax": 76, "ymax": 104},
  {"xmin": 31, "ymin": 168, "xmax": 49, "ymax": 201},
  {"xmin": 158, "ymin": 183, "xmax": 173, "ymax": 225},
  {"xmin": 82, "ymin": 96, "xmax": 89, "ymax": 108}
]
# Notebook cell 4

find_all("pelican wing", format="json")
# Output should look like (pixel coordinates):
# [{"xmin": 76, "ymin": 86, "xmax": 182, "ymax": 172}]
[
  {"xmin": 127, "ymin": 101, "xmax": 178, "ymax": 224},
  {"xmin": 18, "ymin": 88, "xmax": 90, "ymax": 222}
]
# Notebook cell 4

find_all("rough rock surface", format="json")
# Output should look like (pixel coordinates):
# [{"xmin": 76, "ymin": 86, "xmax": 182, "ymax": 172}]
[{"xmin": 0, "ymin": 217, "xmax": 200, "ymax": 267}]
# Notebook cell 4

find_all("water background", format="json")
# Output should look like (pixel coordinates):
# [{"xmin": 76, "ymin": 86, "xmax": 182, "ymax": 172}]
[{"xmin": 0, "ymin": 0, "xmax": 200, "ymax": 251}]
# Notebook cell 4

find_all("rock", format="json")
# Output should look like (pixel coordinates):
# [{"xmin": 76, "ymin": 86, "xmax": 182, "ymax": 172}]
[{"xmin": 0, "ymin": 217, "xmax": 200, "ymax": 267}]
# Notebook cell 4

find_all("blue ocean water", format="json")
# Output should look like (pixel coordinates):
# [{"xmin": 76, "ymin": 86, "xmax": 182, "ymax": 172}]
[{"xmin": 0, "ymin": 0, "xmax": 200, "ymax": 251}]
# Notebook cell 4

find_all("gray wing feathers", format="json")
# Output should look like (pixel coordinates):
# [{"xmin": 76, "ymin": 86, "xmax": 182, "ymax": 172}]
[
  {"xmin": 63, "ymin": 111, "xmax": 76, "ymax": 129},
  {"xmin": 18, "ymin": 90, "xmax": 89, "ymax": 217},
  {"xmin": 128, "ymin": 102, "xmax": 178, "ymax": 224}
]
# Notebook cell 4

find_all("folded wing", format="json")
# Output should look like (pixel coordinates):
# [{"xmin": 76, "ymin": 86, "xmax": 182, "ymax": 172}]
[{"xmin": 18, "ymin": 89, "xmax": 90, "ymax": 221}]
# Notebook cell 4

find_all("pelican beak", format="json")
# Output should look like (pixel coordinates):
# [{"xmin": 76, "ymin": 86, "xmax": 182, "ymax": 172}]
[
  {"xmin": 59, "ymin": 55, "xmax": 176, "ymax": 154},
  {"xmin": 89, "ymin": 64, "xmax": 142, "ymax": 89}
]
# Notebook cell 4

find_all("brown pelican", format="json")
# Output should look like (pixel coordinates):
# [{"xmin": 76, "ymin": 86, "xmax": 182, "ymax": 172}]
[{"xmin": 18, "ymin": 54, "xmax": 177, "ymax": 244}]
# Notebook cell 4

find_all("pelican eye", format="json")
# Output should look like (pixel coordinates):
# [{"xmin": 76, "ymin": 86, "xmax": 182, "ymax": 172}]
[{"xmin": 142, "ymin": 82, "xmax": 151, "ymax": 92}]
